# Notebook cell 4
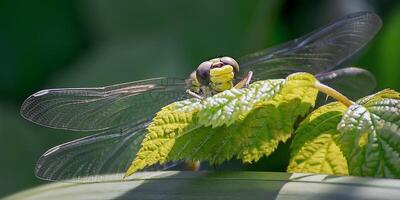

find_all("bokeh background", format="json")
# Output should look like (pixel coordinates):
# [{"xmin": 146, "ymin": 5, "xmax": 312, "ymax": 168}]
[{"xmin": 1, "ymin": 0, "xmax": 400, "ymax": 197}]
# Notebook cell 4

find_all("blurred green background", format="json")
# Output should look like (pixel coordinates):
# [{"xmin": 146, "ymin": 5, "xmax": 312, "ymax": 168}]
[{"xmin": 1, "ymin": 0, "xmax": 400, "ymax": 197}]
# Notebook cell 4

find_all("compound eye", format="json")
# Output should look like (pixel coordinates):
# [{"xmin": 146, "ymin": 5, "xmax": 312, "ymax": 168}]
[
  {"xmin": 196, "ymin": 61, "xmax": 212, "ymax": 85},
  {"xmin": 221, "ymin": 57, "xmax": 239, "ymax": 75}
]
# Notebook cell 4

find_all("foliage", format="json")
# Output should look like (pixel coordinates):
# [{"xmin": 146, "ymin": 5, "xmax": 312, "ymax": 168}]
[
  {"xmin": 4, "ymin": 1, "xmax": 400, "ymax": 196},
  {"xmin": 287, "ymin": 102, "xmax": 349, "ymax": 175},
  {"xmin": 336, "ymin": 90, "xmax": 400, "ymax": 177},
  {"xmin": 125, "ymin": 73, "xmax": 318, "ymax": 176},
  {"xmin": 5, "ymin": 171, "xmax": 400, "ymax": 200},
  {"xmin": 126, "ymin": 73, "xmax": 400, "ymax": 178}
]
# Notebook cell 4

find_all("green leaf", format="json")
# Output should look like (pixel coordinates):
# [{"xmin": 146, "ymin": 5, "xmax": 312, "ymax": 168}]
[
  {"xmin": 288, "ymin": 102, "xmax": 348, "ymax": 175},
  {"xmin": 336, "ymin": 89, "xmax": 400, "ymax": 177},
  {"xmin": 125, "ymin": 73, "xmax": 318, "ymax": 176},
  {"xmin": 124, "ymin": 103, "xmax": 199, "ymax": 175},
  {"xmin": 237, "ymin": 73, "xmax": 318, "ymax": 162},
  {"xmin": 6, "ymin": 171, "xmax": 400, "ymax": 200},
  {"xmin": 174, "ymin": 79, "xmax": 286, "ymax": 128}
]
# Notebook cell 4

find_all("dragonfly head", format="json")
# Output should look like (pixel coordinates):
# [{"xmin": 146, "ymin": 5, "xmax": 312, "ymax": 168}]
[{"xmin": 196, "ymin": 57, "xmax": 239, "ymax": 93}]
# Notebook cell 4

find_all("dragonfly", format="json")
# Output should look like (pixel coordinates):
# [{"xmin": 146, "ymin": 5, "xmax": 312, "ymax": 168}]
[{"xmin": 20, "ymin": 11, "xmax": 382, "ymax": 181}]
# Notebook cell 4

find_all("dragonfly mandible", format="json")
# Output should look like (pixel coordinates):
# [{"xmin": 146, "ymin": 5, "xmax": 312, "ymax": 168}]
[{"xmin": 20, "ymin": 11, "xmax": 382, "ymax": 181}]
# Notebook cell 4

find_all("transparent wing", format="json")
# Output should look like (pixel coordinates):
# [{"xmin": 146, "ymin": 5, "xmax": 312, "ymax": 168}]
[
  {"xmin": 21, "ymin": 77, "xmax": 187, "ymax": 131},
  {"xmin": 238, "ymin": 11, "xmax": 382, "ymax": 80},
  {"xmin": 316, "ymin": 67, "xmax": 376, "ymax": 101},
  {"xmin": 35, "ymin": 120, "xmax": 182, "ymax": 181}
]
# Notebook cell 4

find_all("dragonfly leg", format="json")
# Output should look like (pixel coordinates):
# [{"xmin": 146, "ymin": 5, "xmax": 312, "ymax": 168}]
[
  {"xmin": 186, "ymin": 89, "xmax": 204, "ymax": 99},
  {"xmin": 185, "ymin": 160, "xmax": 201, "ymax": 171},
  {"xmin": 234, "ymin": 71, "xmax": 253, "ymax": 89}
]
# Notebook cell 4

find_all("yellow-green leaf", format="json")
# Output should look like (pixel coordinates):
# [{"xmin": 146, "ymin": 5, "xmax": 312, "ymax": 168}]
[
  {"xmin": 288, "ymin": 102, "xmax": 348, "ymax": 175},
  {"xmin": 124, "ymin": 103, "xmax": 200, "ymax": 176},
  {"xmin": 238, "ymin": 73, "xmax": 318, "ymax": 162},
  {"xmin": 337, "ymin": 89, "xmax": 400, "ymax": 178},
  {"xmin": 125, "ymin": 73, "xmax": 318, "ymax": 177}
]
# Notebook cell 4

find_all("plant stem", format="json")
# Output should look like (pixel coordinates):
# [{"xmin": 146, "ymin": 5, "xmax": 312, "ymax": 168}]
[{"xmin": 314, "ymin": 81, "xmax": 354, "ymax": 107}]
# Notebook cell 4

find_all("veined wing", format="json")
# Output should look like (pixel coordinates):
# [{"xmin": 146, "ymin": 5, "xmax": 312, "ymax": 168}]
[
  {"xmin": 35, "ymin": 119, "xmax": 182, "ymax": 181},
  {"xmin": 21, "ymin": 77, "xmax": 187, "ymax": 131},
  {"xmin": 238, "ymin": 11, "xmax": 382, "ymax": 80},
  {"xmin": 316, "ymin": 67, "xmax": 376, "ymax": 100}
]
